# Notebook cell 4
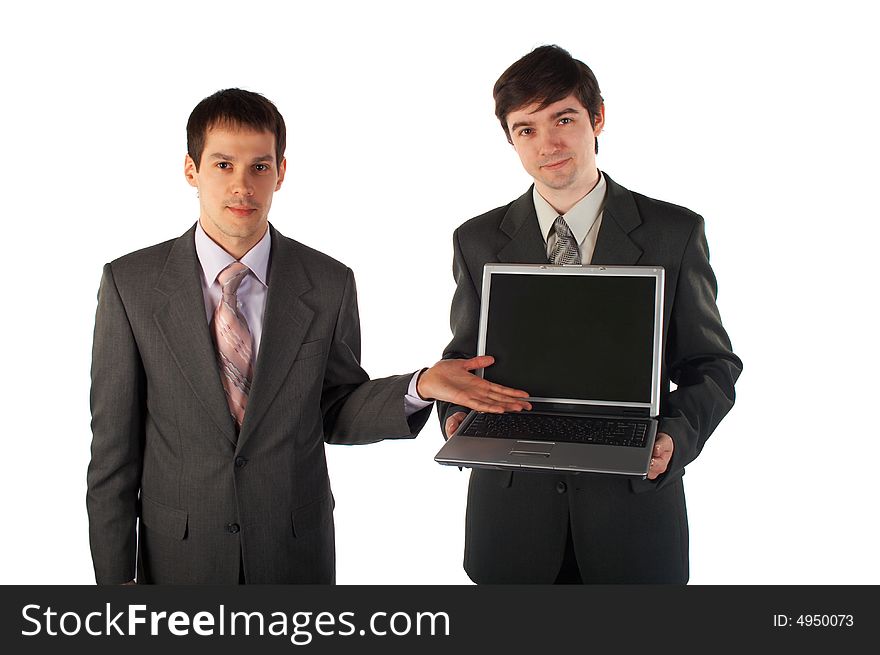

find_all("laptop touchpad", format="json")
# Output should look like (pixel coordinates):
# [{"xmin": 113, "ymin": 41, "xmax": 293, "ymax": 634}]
[{"xmin": 509, "ymin": 441, "xmax": 554, "ymax": 457}]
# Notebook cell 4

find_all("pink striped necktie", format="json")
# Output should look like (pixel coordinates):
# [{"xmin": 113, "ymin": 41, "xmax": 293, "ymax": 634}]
[{"xmin": 212, "ymin": 262, "xmax": 254, "ymax": 432}]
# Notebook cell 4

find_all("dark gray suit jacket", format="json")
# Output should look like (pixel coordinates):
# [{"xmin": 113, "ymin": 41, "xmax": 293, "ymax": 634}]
[
  {"xmin": 438, "ymin": 174, "xmax": 742, "ymax": 583},
  {"xmin": 88, "ymin": 223, "xmax": 431, "ymax": 584}
]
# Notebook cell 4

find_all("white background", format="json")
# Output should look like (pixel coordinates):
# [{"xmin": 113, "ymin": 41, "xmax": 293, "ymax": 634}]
[{"xmin": 2, "ymin": 0, "xmax": 877, "ymax": 585}]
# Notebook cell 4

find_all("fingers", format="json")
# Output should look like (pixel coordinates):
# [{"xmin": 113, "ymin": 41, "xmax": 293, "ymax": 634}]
[
  {"xmin": 459, "ymin": 393, "xmax": 529, "ymax": 413},
  {"xmin": 648, "ymin": 455, "xmax": 665, "ymax": 478},
  {"xmin": 647, "ymin": 433, "xmax": 674, "ymax": 480},
  {"xmin": 462, "ymin": 358, "xmax": 531, "ymax": 397},
  {"xmin": 487, "ymin": 380, "xmax": 530, "ymax": 399},
  {"xmin": 434, "ymin": 357, "xmax": 531, "ymax": 412},
  {"xmin": 445, "ymin": 412, "xmax": 467, "ymax": 438},
  {"xmin": 462, "ymin": 355, "xmax": 494, "ymax": 370},
  {"xmin": 481, "ymin": 388, "xmax": 531, "ymax": 408},
  {"xmin": 647, "ymin": 453, "xmax": 670, "ymax": 480},
  {"xmin": 461, "ymin": 400, "xmax": 507, "ymax": 414},
  {"xmin": 652, "ymin": 433, "xmax": 674, "ymax": 458},
  {"xmin": 451, "ymin": 379, "xmax": 531, "ymax": 413},
  {"xmin": 449, "ymin": 357, "xmax": 531, "ymax": 400},
  {"xmin": 489, "ymin": 399, "xmax": 531, "ymax": 412},
  {"xmin": 472, "ymin": 377, "xmax": 530, "ymax": 403}
]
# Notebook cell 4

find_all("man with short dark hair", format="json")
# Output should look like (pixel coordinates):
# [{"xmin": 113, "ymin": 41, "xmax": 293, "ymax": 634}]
[
  {"xmin": 438, "ymin": 46, "xmax": 742, "ymax": 584},
  {"xmin": 87, "ymin": 88, "xmax": 529, "ymax": 584}
]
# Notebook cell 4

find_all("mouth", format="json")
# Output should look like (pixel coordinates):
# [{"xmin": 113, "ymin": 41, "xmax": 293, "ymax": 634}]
[
  {"xmin": 227, "ymin": 206, "xmax": 257, "ymax": 218},
  {"xmin": 541, "ymin": 158, "xmax": 572, "ymax": 171}
]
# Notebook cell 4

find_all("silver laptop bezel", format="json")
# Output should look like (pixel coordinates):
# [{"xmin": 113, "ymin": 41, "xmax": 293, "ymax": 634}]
[{"xmin": 476, "ymin": 263, "xmax": 665, "ymax": 417}]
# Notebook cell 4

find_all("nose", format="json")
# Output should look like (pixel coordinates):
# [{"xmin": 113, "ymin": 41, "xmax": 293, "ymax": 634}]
[
  {"xmin": 537, "ymin": 130, "xmax": 562, "ymax": 156},
  {"xmin": 230, "ymin": 169, "xmax": 254, "ymax": 197}
]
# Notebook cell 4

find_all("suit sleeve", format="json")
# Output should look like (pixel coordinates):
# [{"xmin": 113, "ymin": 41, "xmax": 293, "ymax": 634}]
[
  {"xmin": 436, "ymin": 228, "xmax": 477, "ymax": 436},
  {"xmin": 643, "ymin": 216, "xmax": 743, "ymax": 491},
  {"xmin": 322, "ymin": 268, "xmax": 432, "ymax": 444},
  {"xmin": 86, "ymin": 263, "xmax": 145, "ymax": 584}
]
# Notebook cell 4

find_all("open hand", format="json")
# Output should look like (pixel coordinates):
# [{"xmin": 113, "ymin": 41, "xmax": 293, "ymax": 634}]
[{"xmin": 418, "ymin": 356, "xmax": 531, "ymax": 414}]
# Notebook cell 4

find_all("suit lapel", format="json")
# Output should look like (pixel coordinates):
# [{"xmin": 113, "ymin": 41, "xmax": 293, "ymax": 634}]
[
  {"xmin": 591, "ymin": 173, "xmax": 644, "ymax": 266},
  {"xmin": 153, "ymin": 225, "xmax": 238, "ymax": 446},
  {"xmin": 496, "ymin": 177, "xmax": 644, "ymax": 266},
  {"xmin": 237, "ymin": 226, "xmax": 314, "ymax": 449},
  {"xmin": 497, "ymin": 188, "xmax": 548, "ymax": 264}
]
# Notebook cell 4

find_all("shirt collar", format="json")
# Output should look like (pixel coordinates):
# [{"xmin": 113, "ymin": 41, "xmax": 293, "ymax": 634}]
[
  {"xmin": 533, "ymin": 171, "xmax": 607, "ymax": 244},
  {"xmin": 194, "ymin": 221, "xmax": 272, "ymax": 288}
]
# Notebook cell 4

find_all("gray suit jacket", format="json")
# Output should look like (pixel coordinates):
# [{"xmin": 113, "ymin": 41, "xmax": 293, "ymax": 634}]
[
  {"xmin": 87, "ymin": 223, "xmax": 431, "ymax": 584},
  {"xmin": 437, "ymin": 174, "xmax": 742, "ymax": 582}
]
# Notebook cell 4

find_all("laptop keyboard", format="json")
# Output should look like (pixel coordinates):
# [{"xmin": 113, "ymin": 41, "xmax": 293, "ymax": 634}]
[{"xmin": 461, "ymin": 412, "xmax": 649, "ymax": 448}]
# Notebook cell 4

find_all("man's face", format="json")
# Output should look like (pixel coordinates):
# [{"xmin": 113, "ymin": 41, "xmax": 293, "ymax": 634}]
[
  {"xmin": 184, "ymin": 125, "xmax": 286, "ymax": 244},
  {"xmin": 506, "ymin": 94, "xmax": 604, "ymax": 196}
]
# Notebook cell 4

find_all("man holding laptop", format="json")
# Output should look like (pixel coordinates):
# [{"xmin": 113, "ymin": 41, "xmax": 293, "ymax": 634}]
[{"xmin": 436, "ymin": 45, "xmax": 742, "ymax": 583}]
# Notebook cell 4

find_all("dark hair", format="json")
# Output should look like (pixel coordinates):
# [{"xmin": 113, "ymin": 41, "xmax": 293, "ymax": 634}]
[
  {"xmin": 186, "ymin": 88, "xmax": 286, "ymax": 170},
  {"xmin": 493, "ymin": 45, "xmax": 603, "ymax": 153}
]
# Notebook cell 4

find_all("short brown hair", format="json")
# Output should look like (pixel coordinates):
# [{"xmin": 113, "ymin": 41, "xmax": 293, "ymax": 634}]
[
  {"xmin": 493, "ymin": 45, "xmax": 603, "ymax": 152},
  {"xmin": 186, "ymin": 88, "xmax": 286, "ymax": 170}
]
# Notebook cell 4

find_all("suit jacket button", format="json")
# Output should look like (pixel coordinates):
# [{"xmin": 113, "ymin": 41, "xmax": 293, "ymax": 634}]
[
  {"xmin": 556, "ymin": 481, "xmax": 567, "ymax": 494},
  {"xmin": 226, "ymin": 523, "xmax": 240, "ymax": 534},
  {"xmin": 235, "ymin": 456, "xmax": 248, "ymax": 468}
]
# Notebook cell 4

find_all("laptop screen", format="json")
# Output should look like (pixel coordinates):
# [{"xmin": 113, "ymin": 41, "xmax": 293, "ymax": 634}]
[{"xmin": 482, "ymin": 269, "xmax": 658, "ymax": 406}]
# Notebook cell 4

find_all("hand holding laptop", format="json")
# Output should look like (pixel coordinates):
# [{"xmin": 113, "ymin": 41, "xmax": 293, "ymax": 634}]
[
  {"xmin": 418, "ymin": 356, "xmax": 532, "ymax": 414},
  {"xmin": 647, "ymin": 432, "xmax": 674, "ymax": 480},
  {"xmin": 445, "ymin": 411, "xmax": 468, "ymax": 439}
]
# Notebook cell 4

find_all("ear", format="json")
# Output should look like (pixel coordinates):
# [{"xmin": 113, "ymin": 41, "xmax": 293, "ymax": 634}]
[
  {"xmin": 592, "ymin": 103, "xmax": 606, "ymax": 136},
  {"xmin": 184, "ymin": 153, "xmax": 199, "ymax": 188},
  {"xmin": 275, "ymin": 157, "xmax": 287, "ymax": 191}
]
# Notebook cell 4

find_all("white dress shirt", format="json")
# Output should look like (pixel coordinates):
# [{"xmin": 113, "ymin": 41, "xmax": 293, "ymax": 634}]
[
  {"xmin": 194, "ymin": 221, "xmax": 430, "ymax": 415},
  {"xmin": 533, "ymin": 171, "xmax": 607, "ymax": 263}
]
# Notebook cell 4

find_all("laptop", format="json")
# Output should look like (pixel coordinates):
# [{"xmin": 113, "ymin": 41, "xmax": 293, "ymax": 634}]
[{"xmin": 434, "ymin": 263, "xmax": 665, "ymax": 477}]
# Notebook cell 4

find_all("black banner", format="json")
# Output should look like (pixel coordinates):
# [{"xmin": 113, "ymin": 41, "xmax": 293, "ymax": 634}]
[{"xmin": 1, "ymin": 585, "xmax": 874, "ymax": 653}]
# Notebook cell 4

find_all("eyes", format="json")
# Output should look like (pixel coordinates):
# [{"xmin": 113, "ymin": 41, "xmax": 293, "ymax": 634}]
[
  {"xmin": 516, "ymin": 116, "xmax": 574, "ymax": 138},
  {"xmin": 215, "ymin": 162, "xmax": 272, "ymax": 173}
]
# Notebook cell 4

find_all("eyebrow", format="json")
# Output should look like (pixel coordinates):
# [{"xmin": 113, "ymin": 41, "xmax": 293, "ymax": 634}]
[
  {"xmin": 509, "ymin": 107, "xmax": 581, "ymax": 133},
  {"xmin": 206, "ymin": 153, "xmax": 275, "ymax": 164}
]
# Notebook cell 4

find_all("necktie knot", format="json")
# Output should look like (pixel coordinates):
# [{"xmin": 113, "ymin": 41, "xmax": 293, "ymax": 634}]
[
  {"xmin": 218, "ymin": 262, "xmax": 250, "ymax": 298},
  {"xmin": 553, "ymin": 215, "xmax": 574, "ymax": 240}
]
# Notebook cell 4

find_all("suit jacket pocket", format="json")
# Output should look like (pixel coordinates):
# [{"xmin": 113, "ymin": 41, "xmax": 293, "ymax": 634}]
[
  {"xmin": 295, "ymin": 339, "xmax": 325, "ymax": 361},
  {"xmin": 140, "ymin": 495, "xmax": 188, "ymax": 540},
  {"xmin": 291, "ymin": 494, "xmax": 334, "ymax": 537}
]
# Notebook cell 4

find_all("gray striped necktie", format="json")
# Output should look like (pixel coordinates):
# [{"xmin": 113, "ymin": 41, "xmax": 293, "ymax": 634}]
[
  {"xmin": 549, "ymin": 216, "xmax": 582, "ymax": 265},
  {"xmin": 213, "ymin": 262, "xmax": 254, "ymax": 432}
]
